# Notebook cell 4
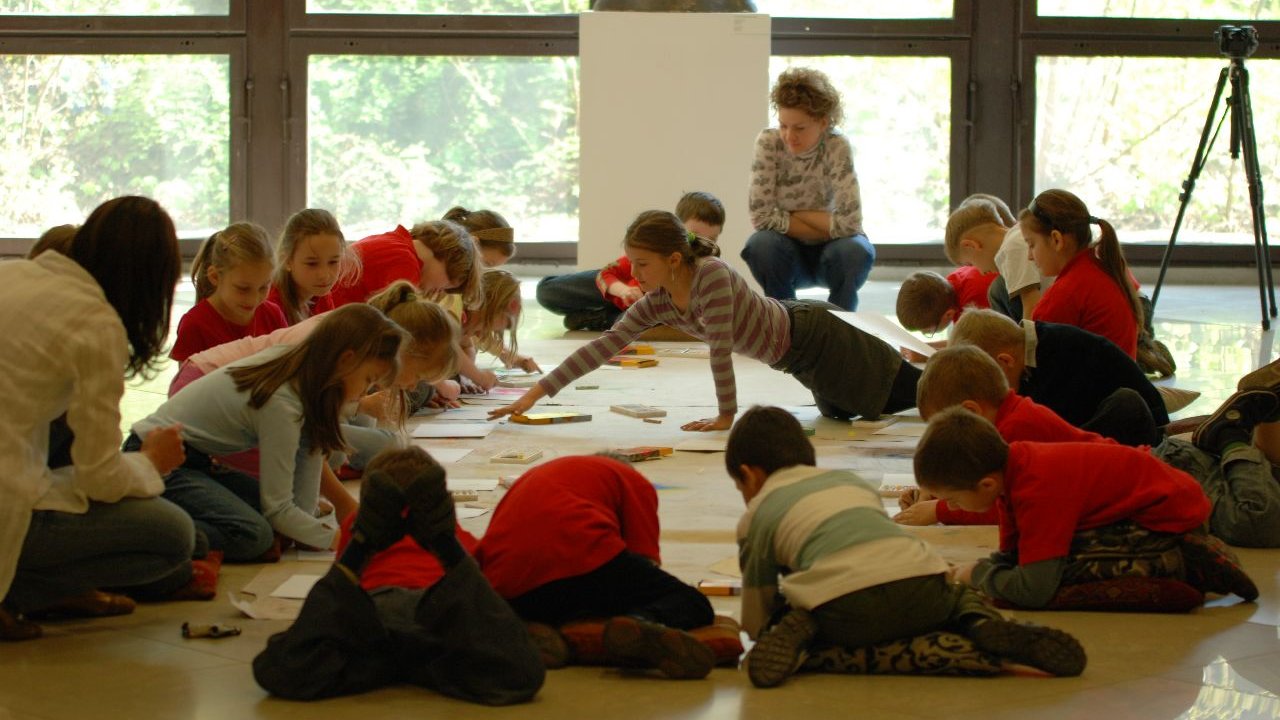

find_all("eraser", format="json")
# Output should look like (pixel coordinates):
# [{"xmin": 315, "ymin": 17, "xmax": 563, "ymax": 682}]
[
  {"xmin": 642, "ymin": 418, "xmax": 663, "ymax": 424},
  {"xmin": 610, "ymin": 404, "xmax": 667, "ymax": 418},
  {"xmin": 575, "ymin": 384, "xmax": 599, "ymax": 390}
]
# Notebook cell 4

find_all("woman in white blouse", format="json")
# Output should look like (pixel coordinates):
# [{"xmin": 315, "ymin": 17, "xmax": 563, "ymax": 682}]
[
  {"xmin": 0, "ymin": 196, "xmax": 193, "ymax": 641},
  {"xmin": 743, "ymin": 67, "xmax": 875, "ymax": 312}
]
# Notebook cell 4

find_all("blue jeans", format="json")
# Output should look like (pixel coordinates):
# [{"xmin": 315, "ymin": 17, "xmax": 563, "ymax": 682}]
[
  {"xmin": 535, "ymin": 270, "xmax": 612, "ymax": 317},
  {"xmin": 741, "ymin": 230, "xmax": 875, "ymax": 311},
  {"xmin": 334, "ymin": 416, "xmax": 396, "ymax": 471},
  {"xmin": 8, "ymin": 497, "xmax": 194, "ymax": 612},
  {"xmin": 162, "ymin": 450, "xmax": 275, "ymax": 562}
]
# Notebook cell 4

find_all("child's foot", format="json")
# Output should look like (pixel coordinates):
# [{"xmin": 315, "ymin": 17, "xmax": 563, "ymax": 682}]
[
  {"xmin": 525, "ymin": 622, "xmax": 571, "ymax": 669},
  {"xmin": 1180, "ymin": 532, "xmax": 1259, "ymax": 601},
  {"xmin": 1191, "ymin": 390, "xmax": 1278, "ymax": 455},
  {"xmin": 0, "ymin": 604, "xmax": 41, "ymax": 641},
  {"xmin": 745, "ymin": 609, "xmax": 818, "ymax": 688},
  {"xmin": 27, "ymin": 590, "xmax": 136, "ymax": 620},
  {"xmin": 968, "ymin": 619, "xmax": 1086, "ymax": 677},
  {"xmin": 602, "ymin": 616, "xmax": 714, "ymax": 680}
]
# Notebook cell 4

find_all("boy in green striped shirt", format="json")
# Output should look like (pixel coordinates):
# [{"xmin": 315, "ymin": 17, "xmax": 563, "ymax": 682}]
[{"xmin": 726, "ymin": 406, "xmax": 1087, "ymax": 688}]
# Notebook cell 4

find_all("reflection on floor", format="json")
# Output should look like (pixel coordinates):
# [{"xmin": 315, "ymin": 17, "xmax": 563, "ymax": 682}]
[{"xmin": 7, "ymin": 277, "xmax": 1280, "ymax": 720}]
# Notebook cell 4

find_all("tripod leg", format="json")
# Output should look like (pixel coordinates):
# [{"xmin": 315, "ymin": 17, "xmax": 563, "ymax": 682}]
[
  {"xmin": 1233, "ymin": 64, "xmax": 1275, "ymax": 330},
  {"xmin": 1153, "ymin": 67, "xmax": 1230, "ymax": 313}
]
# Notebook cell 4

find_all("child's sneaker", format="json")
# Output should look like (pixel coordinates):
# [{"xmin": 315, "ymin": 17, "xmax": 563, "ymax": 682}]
[
  {"xmin": 602, "ymin": 616, "xmax": 714, "ymax": 680},
  {"xmin": 1191, "ymin": 390, "xmax": 1278, "ymax": 454},
  {"xmin": 745, "ymin": 609, "xmax": 818, "ymax": 688},
  {"xmin": 1238, "ymin": 356, "xmax": 1280, "ymax": 394},
  {"xmin": 1180, "ymin": 532, "xmax": 1259, "ymax": 601},
  {"xmin": 525, "ymin": 622, "xmax": 571, "ymax": 669},
  {"xmin": 968, "ymin": 619, "xmax": 1086, "ymax": 677}
]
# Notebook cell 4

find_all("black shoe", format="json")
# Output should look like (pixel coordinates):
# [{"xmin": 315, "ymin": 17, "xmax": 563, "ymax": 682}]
[
  {"xmin": 1191, "ymin": 390, "xmax": 1278, "ymax": 454},
  {"xmin": 746, "ymin": 609, "xmax": 818, "ymax": 688},
  {"xmin": 602, "ymin": 616, "xmax": 714, "ymax": 680},
  {"xmin": 968, "ymin": 619, "xmax": 1086, "ymax": 677}
]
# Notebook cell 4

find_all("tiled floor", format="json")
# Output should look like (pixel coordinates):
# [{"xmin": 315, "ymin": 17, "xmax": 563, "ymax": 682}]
[{"xmin": 7, "ymin": 272, "xmax": 1280, "ymax": 720}]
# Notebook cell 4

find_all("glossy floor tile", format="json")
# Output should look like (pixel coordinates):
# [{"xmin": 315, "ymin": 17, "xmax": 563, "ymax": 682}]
[{"xmin": 8, "ymin": 273, "xmax": 1280, "ymax": 720}]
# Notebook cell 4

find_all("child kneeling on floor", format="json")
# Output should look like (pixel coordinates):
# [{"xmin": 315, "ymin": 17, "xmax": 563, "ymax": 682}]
[
  {"xmin": 253, "ymin": 446, "xmax": 543, "ymax": 703},
  {"xmin": 727, "ymin": 406, "xmax": 1086, "ymax": 688},
  {"xmin": 913, "ymin": 408, "xmax": 1256, "ymax": 609}
]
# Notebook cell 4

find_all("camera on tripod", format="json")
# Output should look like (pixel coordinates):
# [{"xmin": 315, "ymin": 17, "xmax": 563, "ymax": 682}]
[{"xmin": 1216, "ymin": 24, "xmax": 1259, "ymax": 60}]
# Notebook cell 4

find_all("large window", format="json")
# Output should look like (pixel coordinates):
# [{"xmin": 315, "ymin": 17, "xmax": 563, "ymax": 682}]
[
  {"xmin": 0, "ymin": 0, "xmax": 228, "ymax": 14},
  {"xmin": 0, "ymin": 54, "xmax": 230, "ymax": 238},
  {"xmin": 770, "ymin": 55, "xmax": 951, "ymax": 244},
  {"xmin": 1035, "ymin": 55, "xmax": 1279, "ymax": 246},
  {"xmin": 308, "ymin": 54, "xmax": 579, "ymax": 243},
  {"xmin": 1037, "ymin": 1, "xmax": 1280, "ymax": 20},
  {"xmin": 757, "ymin": 0, "xmax": 951, "ymax": 18},
  {"xmin": 306, "ymin": 0, "xmax": 586, "ymax": 13}
]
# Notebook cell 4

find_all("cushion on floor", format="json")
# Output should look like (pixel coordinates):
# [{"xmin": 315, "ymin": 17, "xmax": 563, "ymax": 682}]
[{"xmin": 994, "ymin": 576, "xmax": 1204, "ymax": 613}]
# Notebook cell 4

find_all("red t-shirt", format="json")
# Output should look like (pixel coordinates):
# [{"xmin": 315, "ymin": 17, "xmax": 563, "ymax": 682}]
[
  {"xmin": 936, "ymin": 393, "xmax": 1109, "ymax": 525},
  {"xmin": 597, "ymin": 256, "xmax": 638, "ymax": 311},
  {"xmin": 1032, "ymin": 251, "xmax": 1138, "ymax": 358},
  {"xmin": 266, "ymin": 285, "xmax": 336, "ymax": 325},
  {"xmin": 336, "ymin": 513, "xmax": 480, "ymax": 592},
  {"xmin": 997, "ymin": 442, "xmax": 1209, "ymax": 565},
  {"xmin": 946, "ymin": 265, "xmax": 997, "ymax": 315},
  {"xmin": 475, "ymin": 456, "xmax": 661, "ymax": 599},
  {"xmin": 329, "ymin": 226, "xmax": 423, "ymax": 307},
  {"xmin": 169, "ymin": 298, "xmax": 288, "ymax": 362}
]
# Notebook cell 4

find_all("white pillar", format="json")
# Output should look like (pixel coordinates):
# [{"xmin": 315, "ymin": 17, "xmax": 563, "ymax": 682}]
[{"xmin": 578, "ymin": 11, "xmax": 770, "ymax": 281}]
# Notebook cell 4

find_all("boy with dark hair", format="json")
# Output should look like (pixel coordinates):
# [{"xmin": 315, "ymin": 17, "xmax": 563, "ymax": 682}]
[
  {"xmin": 727, "ymin": 405, "xmax": 1086, "ymax": 688},
  {"xmin": 951, "ymin": 308, "xmax": 1167, "ymax": 446},
  {"xmin": 476, "ymin": 454, "xmax": 716, "ymax": 680},
  {"xmin": 913, "ymin": 408, "xmax": 1257, "ymax": 609},
  {"xmin": 895, "ymin": 269, "xmax": 996, "ymax": 335},
  {"xmin": 253, "ymin": 446, "xmax": 544, "ymax": 703}
]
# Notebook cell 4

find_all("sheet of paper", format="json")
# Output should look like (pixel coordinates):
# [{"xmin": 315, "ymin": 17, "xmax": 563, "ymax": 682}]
[
  {"xmin": 675, "ymin": 437, "xmax": 728, "ymax": 453},
  {"xmin": 270, "ymin": 574, "xmax": 323, "ymax": 599},
  {"xmin": 873, "ymin": 423, "xmax": 927, "ymax": 437},
  {"xmin": 456, "ymin": 506, "xmax": 491, "ymax": 520},
  {"xmin": 708, "ymin": 555, "xmax": 742, "ymax": 579},
  {"xmin": 829, "ymin": 310, "xmax": 936, "ymax": 358},
  {"xmin": 428, "ymin": 407, "xmax": 497, "ymax": 422},
  {"xmin": 411, "ymin": 423, "xmax": 495, "ymax": 439},
  {"xmin": 446, "ymin": 476, "xmax": 500, "ymax": 492},
  {"xmin": 881, "ymin": 472, "xmax": 917, "ymax": 487},
  {"xmin": 412, "ymin": 445, "xmax": 475, "ymax": 464}
]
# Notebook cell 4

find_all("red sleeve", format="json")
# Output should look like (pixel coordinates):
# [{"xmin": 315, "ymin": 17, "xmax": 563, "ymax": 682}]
[
  {"xmin": 936, "ymin": 501, "xmax": 999, "ymax": 525},
  {"xmin": 597, "ymin": 257, "xmax": 638, "ymax": 311},
  {"xmin": 615, "ymin": 463, "xmax": 661, "ymax": 564}
]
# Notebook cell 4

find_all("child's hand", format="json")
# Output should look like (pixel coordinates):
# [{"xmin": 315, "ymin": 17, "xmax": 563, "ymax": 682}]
[
  {"xmin": 951, "ymin": 561, "xmax": 978, "ymax": 585},
  {"xmin": 435, "ymin": 379, "xmax": 462, "ymax": 401},
  {"xmin": 426, "ymin": 394, "xmax": 462, "ymax": 410},
  {"xmin": 900, "ymin": 347, "xmax": 930, "ymax": 363},
  {"xmin": 512, "ymin": 355, "xmax": 542, "ymax": 374},
  {"xmin": 680, "ymin": 413, "xmax": 734, "ymax": 432},
  {"xmin": 898, "ymin": 488, "xmax": 933, "ymax": 510},
  {"xmin": 620, "ymin": 287, "xmax": 644, "ymax": 307},
  {"xmin": 141, "ymin": 423, "xmax": 185, "ymax": 475},
  {"xmin": 488, "ymin": 386, "xmax": 545, "ymax": 421},
  {"xmin": 358, "ymin": 390, "xmax": 392, "ymax": 422},
  {"xmin": 893, "ymin": 500, "xmax": 939, "ymax": 526},
  {"xmin": 473, "ymin": 370, "xmax": 498, "ymax": 391}
]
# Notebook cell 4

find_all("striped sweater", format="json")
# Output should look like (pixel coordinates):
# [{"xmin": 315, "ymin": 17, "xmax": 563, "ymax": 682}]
[
  {"xmin": 736, "ymin": 465, "xmax": 950, "ymax": 638},
  {"xmin": 538, "ymin": 257, "xmax": 790, "ymax": 417}
]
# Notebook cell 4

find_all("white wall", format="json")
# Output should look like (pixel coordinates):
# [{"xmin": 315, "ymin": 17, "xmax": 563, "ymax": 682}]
[{"xmin": 578, "ymin": 11, "xmax": 770, "ymax": 279}]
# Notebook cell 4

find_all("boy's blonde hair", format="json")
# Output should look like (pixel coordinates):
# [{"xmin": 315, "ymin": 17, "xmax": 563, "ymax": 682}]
[
  {"xmin": 916, "ymin": 345, "xmax": 1010, "ymax": 419},
  {"xmin": 28, "ymin": 224, "xmax": 78, "ymax": 259},
  {"xmin": 914, "ymin": 406, "xmax": 1008, "ymax": 492},
  {"xmin": 192, "ymin": 222, "xmax": 274, "ymax": 300},
  {"xmin": 274, "ymin": 208, "xmax": 360, "ymax": 325},
  {"xmin": 943, "ymin": 194, "xmax": 1016, "ymax": 264},
  {"xmin": 412, "ymin": 219, "xmax": 483, "ymax": 310},
  {"xmin": 895, "ymin": 271, "xmax": 955, "ymax": 332},
  {"xmin": 442, "ymin": 206, "xmax": 516, "ymax": 262},
  {"xmin": 950, "ymin": 308, "xmax": 1025, "ymax": 356},
  {"xmin": 468, "ymin": 268, "xmax": 522, "ymax": 360}
]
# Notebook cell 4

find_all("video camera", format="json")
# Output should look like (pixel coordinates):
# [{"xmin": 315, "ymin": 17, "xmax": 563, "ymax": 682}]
[{"xmin": 1216, "ymin": 24, "xmax": 1259, "ymax": 60}]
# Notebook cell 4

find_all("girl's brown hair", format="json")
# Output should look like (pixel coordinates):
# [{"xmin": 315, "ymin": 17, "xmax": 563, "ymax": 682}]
[
  {"xmin": 466, "ymin": 269, "xmax": 523, "ymax": 361},
  {"xmin": 1020, "ymin": 189, "xmax": 1142, "ymax": 328},
  {"xmin": 442, "ymin": 206, "xmax": 516, "ymax": 261},
  {"xmin": 771, "ymin": 66, "xmax": 844, "ymax": 126},
  {"xmin": 191, "ymin": 222, "xmax": 274, "ymax": 301},
  {"xmin": 273, "ymin": 208, "xmax": 360, "ymax": 325},
  {"xmin": 411, "ymin": 219, "xmax": 483, "ymax": 310},
  {"xmin": 229, "ymin": 304, "xmax": 407, "ymax": 454},
  {"xmin": 623, "ymin": 210, "xmax": 718, "ymax": 264},
  {"xmin": 69, "ymin": 196, "xmax": 181, "ymax": 379}
]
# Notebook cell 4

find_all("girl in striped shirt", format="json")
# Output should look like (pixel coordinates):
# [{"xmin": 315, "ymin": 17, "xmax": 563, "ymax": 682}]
[{"xmin": 490, "ymin": 211, "xmax": 918, "ymax": 431}]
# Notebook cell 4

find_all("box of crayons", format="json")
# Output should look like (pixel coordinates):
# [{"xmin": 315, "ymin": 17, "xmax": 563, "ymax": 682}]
[
  {"xmin": 607, "ymin": 356, "xmax": 658, "ymax": 368},
  {"xmin": 511, "ymin": 412, "xmax": 592, "ymax": 425}
]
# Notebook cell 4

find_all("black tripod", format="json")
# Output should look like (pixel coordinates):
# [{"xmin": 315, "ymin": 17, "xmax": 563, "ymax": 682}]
[{"xmin": 1150, "ymin": 37, "xmax": 1277, "ymax": 330}]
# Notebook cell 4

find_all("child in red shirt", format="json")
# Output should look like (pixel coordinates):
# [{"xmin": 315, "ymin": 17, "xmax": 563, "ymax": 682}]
[
  {"xmin": 443, "ymin": 206, "xmax": 517, "ymax": 268},
  {"xmin": 913, "ymin": 408, "xmax": 1258, "ymax": 609},
  {"xmin": 329, "ymin": 220, "xmax": 482, "ymax": 312},
  {"xmin": 269, "ymin": 208, "xmax": 359, "ymax": 326},
  {"xmin": 895, "ymin": 269, "xmax": 997, "ymax": 335},
  {"xmin": 254, "ymin": 446, "xmax": 543, "ymax": 703},
  {"xmin": 475, "ymin": 454, "xmax": 716, "ymax": 679},
  {"xmin": 1022, "ymin": 189, "xmax": 1141, "ymax": 358},
  {"xmin": 170, "ymin": 222, "xmax": 287, "ymax": 362}
]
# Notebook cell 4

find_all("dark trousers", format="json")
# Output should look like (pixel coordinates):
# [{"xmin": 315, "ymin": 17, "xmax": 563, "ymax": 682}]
[
  {"xmin": 508, "ymin": 551, "xmax": 714, "ymax": 631},
  {"xmin": 1081, "ymin": 388, "xmax": 1161, "ymax": 447},
  {"xmin": 987, "ymin": 275, "xmax": 1023, "ymax": 323},
  {"xmin": 811, "ymin": 573, "xmax": 1002, "ymax": 649},
  {"xmin": 253, "ymin": 557, "xmax": 544, "ymax": 704}
]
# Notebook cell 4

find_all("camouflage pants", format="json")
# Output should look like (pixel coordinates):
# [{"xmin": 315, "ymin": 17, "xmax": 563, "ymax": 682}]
[{"xmin": 1060, "ymin": 521, "xmax": 1184, "ymax": 586}]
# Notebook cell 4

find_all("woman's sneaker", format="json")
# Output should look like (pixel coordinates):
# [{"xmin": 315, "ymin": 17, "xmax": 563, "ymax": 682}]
[{"xmin": 746, "ymin": 609, "xmax": 818, "ymax": 688}]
